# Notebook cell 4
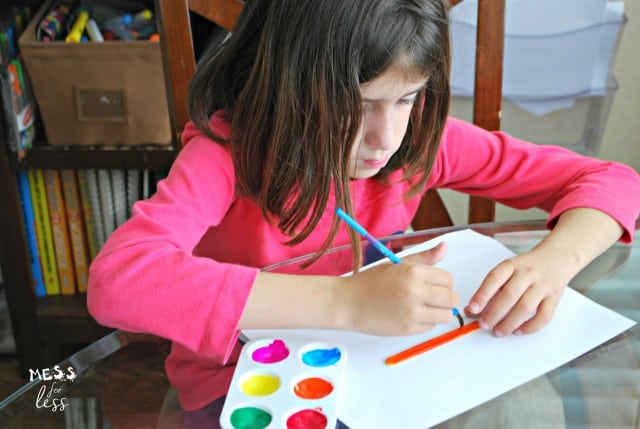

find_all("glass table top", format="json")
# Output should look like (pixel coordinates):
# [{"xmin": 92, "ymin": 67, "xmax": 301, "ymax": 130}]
[{"xmin": 0, "ymin": 220, "xmax": 638, "ymax": 428}]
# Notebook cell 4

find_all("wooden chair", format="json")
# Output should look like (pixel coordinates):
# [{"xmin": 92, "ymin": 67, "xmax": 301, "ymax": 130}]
[
  {"xmin": 155, "ymin": 0, "xmax": 504, "ymax": 229},
  {"xmin": 413, "ymin": 0, "xmax": 505, "ymax": 229}
]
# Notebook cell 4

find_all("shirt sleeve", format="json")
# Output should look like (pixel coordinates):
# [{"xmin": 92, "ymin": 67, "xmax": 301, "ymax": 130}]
[
  {"xmin": 87, "ymin": 130, "xmax": 258, "ymax": 363},
  {"xmin": 430, "ymin": 118, "xmax": 640, "ymax": 242}
]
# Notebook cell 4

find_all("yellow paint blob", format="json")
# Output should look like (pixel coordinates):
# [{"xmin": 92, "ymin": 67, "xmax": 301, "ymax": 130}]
[{"xmin": 240, "ymin": 374, "xmax": 281, "ymax": 396}]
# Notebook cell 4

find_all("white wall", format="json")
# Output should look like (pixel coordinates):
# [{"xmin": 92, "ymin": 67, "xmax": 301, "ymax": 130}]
[
  {"xmin": 443, "ymin": 0, "xmax": 639, "ymax": 225},
  {"xmin": 600, "ymin": 0, "xmax": 640, "ymax": 172}
]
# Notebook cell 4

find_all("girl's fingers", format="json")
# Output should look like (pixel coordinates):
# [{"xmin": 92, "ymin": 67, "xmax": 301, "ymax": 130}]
[
  {"xmin": 466, "ymin": 268, "xmax": 562, "ymax": 337},
  {"xmin": 465, "ymin": 262, "xmax": 514, "ymax": 316},
  {"xmin": 415, "ymin": 283, "xmax": 460, "ymax": 310},
  {"xmin": 419, "ymin": 306, "xmax": 459, "ymax": 326},
  {"xmin": 405, "ymin": 241, "xmax": 448, "ymax": 266},
  {"xmin": 512, "ymin": 297, "xmax": 558, "ymax": 335},
  {"xmin": 490, "ymin": 283, "xmax": 545, "ymax": 336},
  {"xmin": 479, "ymin": 270, "xmax": 535, "ymax": 330},
  {"xmin": 404, "ymin": 304, "xmax": 459, "ymax": 333}
]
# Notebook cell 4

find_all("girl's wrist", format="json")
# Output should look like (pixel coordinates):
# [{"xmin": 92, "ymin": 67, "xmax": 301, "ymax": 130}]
[
  {"xmin": 535, "ymin": 238, "xmax": 582, "ymax": 270},
  {"xmin": 328, "ymin": 277, "xmax": 353, "ymax": 330}
]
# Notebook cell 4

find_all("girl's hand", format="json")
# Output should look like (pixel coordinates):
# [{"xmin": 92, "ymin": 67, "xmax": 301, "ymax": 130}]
[
  {"xmin": 464, "ymin": 246, "xmax": 577, "ymax": 337},
  {"xmin": 339, "ymin": 242, "xmax": 460, "ymax": 336},
  {"xmin": 465, "ymin": 208, "xmax": 626, "ymax": 337}
]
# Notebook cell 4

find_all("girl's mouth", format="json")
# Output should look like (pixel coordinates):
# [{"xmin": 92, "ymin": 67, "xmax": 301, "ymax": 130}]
[{"xmin": 362, "ymin": 157, "xmax": 389, "ymax": 169}]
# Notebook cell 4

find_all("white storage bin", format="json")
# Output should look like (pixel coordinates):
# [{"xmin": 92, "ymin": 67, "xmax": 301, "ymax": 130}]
[
  {"xmin": 449, "ymin": 0, "xmax": 626, "ymax": 99},
  {"xmin": 450, "ymin": 78, "xmax": 618, "ymax": 156},
  {"xmin": 448, "ymin": 0, "xmax": 626, "ymax": 155}
]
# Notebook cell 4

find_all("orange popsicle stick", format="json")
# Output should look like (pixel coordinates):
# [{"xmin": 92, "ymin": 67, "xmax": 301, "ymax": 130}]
[{"xmin": 385, "ymin": 320, "xmax": 481, "ymax": 366}]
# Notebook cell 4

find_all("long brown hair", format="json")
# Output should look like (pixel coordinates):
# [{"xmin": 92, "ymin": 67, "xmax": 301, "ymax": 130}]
[{"xmin": 189, "ymin": 0, "xmax": 451, "ymax": 265}]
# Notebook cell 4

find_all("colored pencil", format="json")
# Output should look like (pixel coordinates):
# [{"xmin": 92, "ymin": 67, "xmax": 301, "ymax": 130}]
[{"xmin": 385, "ymin": 320, "xmax": 481, "ymax": 366}]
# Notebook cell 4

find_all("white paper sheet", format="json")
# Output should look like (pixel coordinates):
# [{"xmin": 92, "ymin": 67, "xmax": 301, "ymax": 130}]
[{"xmin": 244, "ymin": 229, "xmax": 635, "ymax": 429}]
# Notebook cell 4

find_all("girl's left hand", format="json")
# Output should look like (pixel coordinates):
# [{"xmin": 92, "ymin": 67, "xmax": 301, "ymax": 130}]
[{"xmin": 464, "ymin": 246, "xmax": 578, "ymax": 337}]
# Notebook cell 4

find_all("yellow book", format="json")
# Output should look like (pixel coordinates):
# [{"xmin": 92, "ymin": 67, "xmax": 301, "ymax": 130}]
[
  {"xmin": 27, "ymin": 169, "xmax": 60, "ymax": 295},
  {"xmin": 60, "ymin": 169, "xmax": 90, "ymax": 293},
  {"xmin": 43, "ymin": 169, "xmax": 76, "ymax": 295}
]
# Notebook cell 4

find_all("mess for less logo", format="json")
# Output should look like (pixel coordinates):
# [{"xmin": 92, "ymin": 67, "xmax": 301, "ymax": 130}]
[{"xmin": 29, "ymin": 365, "xmax": 77, "ymax": 413}]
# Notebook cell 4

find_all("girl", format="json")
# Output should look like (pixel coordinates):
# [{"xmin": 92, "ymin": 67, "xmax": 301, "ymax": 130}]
[{"xmin": 88, "ymin": 0, "xmax": 640, "ymax": 426}]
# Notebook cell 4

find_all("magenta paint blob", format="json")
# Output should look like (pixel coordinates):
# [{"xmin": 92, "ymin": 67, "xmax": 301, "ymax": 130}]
[
  {"xmin": 286, "ymin": 408, "xmax": 328, "ymax": 429},
  {"xmin": 251, "ymin": 339, "xmax": 290, "ymax": 364}
]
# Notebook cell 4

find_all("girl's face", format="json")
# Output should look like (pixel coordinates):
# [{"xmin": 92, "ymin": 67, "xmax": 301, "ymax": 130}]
[{"xmin": 349, "ymin": 69, "xmax": 428, "ymax": 179}]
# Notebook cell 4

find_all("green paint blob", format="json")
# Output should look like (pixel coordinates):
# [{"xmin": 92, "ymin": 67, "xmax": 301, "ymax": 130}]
[
  {"xmin": 240, "ymin": 373, "xmax": 281, "ymax": 396},
  {"xmin": 230, "ymin": 406, "xmax": 272, "ymax": 429}
]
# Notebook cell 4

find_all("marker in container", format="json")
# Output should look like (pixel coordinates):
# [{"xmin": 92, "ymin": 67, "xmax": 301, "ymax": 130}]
[
  {"xmin": 86, "ymin": 19, "xmax": 104, "ymax": 42},
  {"xmin": 336, "ymin": 207, "xmax": 463, "ymax": 326},
  {"xmin": 132, "ymin": 9, "xmax": 153, "ymax": 24},
  {"xmin": 37, "ymin": 3, "xmax": 71, "ymax": 41},
  {"xmin": 103, "ymin": 14, "xmax": 134, "ymax": 41},
  {"xmin": 65, "ymin": 10, "xmax": 89, "ymax": 43}
]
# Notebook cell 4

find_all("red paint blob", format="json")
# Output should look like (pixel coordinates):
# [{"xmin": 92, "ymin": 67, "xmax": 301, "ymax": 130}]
[
  {"xmin": 293, "ymin": 377, "xmax": 333, "ymax": 399},
  {"xmin": 286, "ymin": 409, "xmax": 328, "ymax": 429}
]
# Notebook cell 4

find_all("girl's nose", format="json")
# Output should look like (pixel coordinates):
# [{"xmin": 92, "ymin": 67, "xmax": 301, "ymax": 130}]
[{"xmin": 366, "ymin": 110, "xmax": 397, "ymax": 151}]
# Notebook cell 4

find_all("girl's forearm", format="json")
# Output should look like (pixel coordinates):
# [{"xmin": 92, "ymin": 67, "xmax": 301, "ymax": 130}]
[
  {"xmin": 238, "ymin": 271, "xmax": 346, "ymax": 330},
  {"xmin": 238, "ymin": 208, "xmax": 625, "ymax": 333},
  {"xmin": 535, "ymin": 207, "xmax": 624, "ymax": 275}
]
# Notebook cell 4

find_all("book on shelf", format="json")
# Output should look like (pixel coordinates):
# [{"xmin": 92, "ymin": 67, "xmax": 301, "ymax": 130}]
[
  {"xmin": 80, "ymin": 169, "xmax": 107, "ymax": 257},
  {"xmin": 15, "ymin": 169, "xmax": 46, "ymax": 297},
  {"xmin": 43, "ymin": 169, "xmax": 76, "ymax": 295},
  {"xmin": 77, "ymin": 169, "xmax": 102, "ymax": 260},
  {"xmin": 97, "ymin": 169, "xmax": 116, "ymax": 239},
  {"xmin": 0, "ymin": 59, "xmax": 35, "ymax": 161},
  {"xmin": 126, "ymin": 169, "xmax": 141, "ymax": 218},
  {"xmin": 27, "ymin": 169, "xmax": 60, "ymax": 295},
  {"xmin": 60, "ymin": 169, "xmax": 90, "ymax": 293},
  {"xmin": 0, "ymin": 5, "xmax": 37, "ymax": 161},
  {"xmin": 110, "ymin": 169, "xmax": 127, "ymax": 228}
]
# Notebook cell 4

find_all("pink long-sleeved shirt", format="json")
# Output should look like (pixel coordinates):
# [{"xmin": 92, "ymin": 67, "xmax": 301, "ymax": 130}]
[{"xmin": 88, "ymin": 114, "xmax": 640, "ymax": 410}]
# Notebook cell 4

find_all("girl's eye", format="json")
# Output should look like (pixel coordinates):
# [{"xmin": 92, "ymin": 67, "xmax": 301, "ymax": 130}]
[{"xmin": 398, "ymin": 97, "xmax": 417, "ymax": 106}]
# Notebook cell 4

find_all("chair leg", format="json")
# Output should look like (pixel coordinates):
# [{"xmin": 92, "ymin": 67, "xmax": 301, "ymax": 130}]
[
  {"xmin": 468, "ymin": 195, "xmax": 495, "ymax": 224},
  {"xmin": 412, "ymin": 189, "xmax": 454, "ymax": 231}
]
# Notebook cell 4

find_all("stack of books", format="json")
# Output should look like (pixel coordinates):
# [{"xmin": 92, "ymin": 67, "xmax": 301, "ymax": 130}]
[{"xmin": 15, "ymin": 168, "xmax": 166, "ymax": 297}]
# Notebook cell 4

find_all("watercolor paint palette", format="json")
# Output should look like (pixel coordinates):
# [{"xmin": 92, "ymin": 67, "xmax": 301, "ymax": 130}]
[{"xmin": 220, "ymin": 337, "xmax": 348, "ymax": 429}]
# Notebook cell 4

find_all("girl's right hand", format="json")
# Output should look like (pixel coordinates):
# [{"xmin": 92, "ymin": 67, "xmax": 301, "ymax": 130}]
[{"xmin": 339, "ymin": 242, "xmax": 458, "ymax": 336}]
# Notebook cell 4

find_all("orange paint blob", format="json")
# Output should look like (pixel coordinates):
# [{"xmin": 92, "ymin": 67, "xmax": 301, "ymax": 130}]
[{"xmin": 293, "ymin": 377, "xmax": 333, "ymax": 399}]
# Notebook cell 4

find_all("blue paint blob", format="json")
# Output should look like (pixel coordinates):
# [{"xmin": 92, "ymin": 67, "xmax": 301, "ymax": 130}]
[{"xmin": 301, "ymin": 347, "xmax": 341, "ymax": 367}]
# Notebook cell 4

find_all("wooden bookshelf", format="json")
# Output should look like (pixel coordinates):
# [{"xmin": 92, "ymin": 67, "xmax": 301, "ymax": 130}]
[
  {"xmin": 17, "ymin": 144, "xmax": 177, "ymax": 170},
  {"xmin": 36, "ymin": 294, "xmax": 113, "ymax": 344},
  {"xmin": 0, "ymin": 0, "xmax": 192, "ymax": 379},
  {"xmin": 0, "ymin": 129, "xmax": 177, "ymax": 377}
]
